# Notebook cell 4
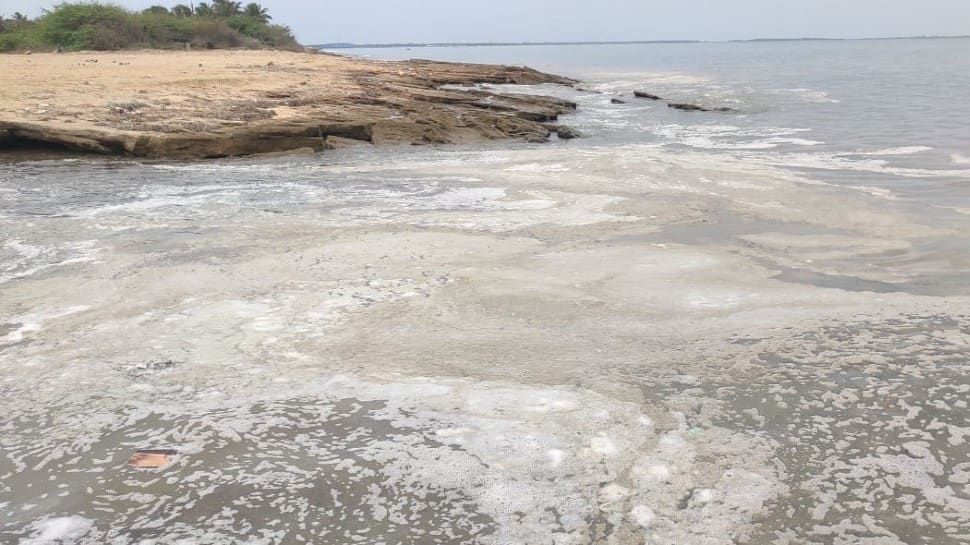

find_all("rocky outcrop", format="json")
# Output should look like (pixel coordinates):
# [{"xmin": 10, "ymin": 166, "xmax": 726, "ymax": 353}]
[
  {"xmin": 668, "ymin": 103, "xmax": 708, "ymax": 112},
  {"xmin": 633, "ymin": 89, "xmax": 736, "ymax": 113},
  {"xmin": 611, "ymin": 98, "xmax": 627, "ymax": 104},
  {"xmin": 668, "ymin": 103, "xmax": 737, "ymax": 113},
  {"xmin": 555, "ymin": 126, "xmax": 582, "ymax": 140},
  {"xmin": 0, "ymin": 52, "xmax": 579, "ymax": 160},
  {"xmin": 634, "ymin": 91, "xmax": 664, "ymax": 101}
]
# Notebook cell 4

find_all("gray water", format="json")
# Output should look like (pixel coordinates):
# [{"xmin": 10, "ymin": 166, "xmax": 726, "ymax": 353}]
[
  {"xmin": 347, "ymin": 38, "xmax": 970, "ymax": 208},
  {"xmin": 2, "ymin": 40, "xmax": 969, "ymax": 545}
]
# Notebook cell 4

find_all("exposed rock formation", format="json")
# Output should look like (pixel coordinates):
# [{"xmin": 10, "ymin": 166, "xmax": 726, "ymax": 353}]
[
  {"xmin": 0, "ymin": 50, "xmax": 579, "ymax": 160},
  {"xmin": 634, "ymin": 91, "xmax": 664, "ymax": 100},
  {"xmin": 633, "ymin": 90, "xmax": 737, "ymax": 113},
  {"xmin": 668, "ymin": 103, "xmax": 737, "ymax": 113},
  {"xmin": 668, "ymin": 102, "xmax": 709, "ymax": 112},
  {"xmin": 555, "ymin": 126, "xmax": 582, "ymax": 139}
]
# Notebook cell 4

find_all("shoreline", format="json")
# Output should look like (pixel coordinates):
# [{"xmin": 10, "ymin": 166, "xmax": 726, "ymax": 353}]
[{"xmin": 0, "ymin": 50, "xmax": 579, "ymax": 160}]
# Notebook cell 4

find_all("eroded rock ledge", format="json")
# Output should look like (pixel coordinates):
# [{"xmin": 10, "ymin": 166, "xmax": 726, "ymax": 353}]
[{"xmin": 0, "ymin": 50, "xmax": 579, "ymax": 159}]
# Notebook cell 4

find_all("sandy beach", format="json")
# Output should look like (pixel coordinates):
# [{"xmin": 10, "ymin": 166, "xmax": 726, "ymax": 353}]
[{"xmin": 0, "ymin": 49, "xmax": 577, "ymax": 158}]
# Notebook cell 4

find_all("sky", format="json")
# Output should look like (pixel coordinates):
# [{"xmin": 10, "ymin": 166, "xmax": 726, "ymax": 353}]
[{"xmin": 3, "ymin": 0, "xmax": 970, "ymax": 44}]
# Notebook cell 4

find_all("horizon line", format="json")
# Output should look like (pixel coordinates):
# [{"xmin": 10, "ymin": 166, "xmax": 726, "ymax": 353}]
[{"xmin": 312, "ymin": 34, "xmax": 970, "ymax": 49}]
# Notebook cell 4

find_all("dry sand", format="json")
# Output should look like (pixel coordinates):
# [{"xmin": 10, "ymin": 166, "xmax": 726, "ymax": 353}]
[{"xmin": 0, "ymin": 49, "xmax": 578, "ymax": 158}]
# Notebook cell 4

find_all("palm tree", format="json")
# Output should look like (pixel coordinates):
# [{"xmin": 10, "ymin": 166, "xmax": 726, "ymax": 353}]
[
  {"xmin": 212, "ymin": 0, "xmax": 242, "ymax": 17},
  {"xmin": 171, "ymin": 4, "xmax": 194, "ymax": 17},
  {"xmin": 194, "ymin": 2, "xmax": 213, "ymax": 16},
  {"xmin": 244, "ymin": 3, "xmax": 270, "ymax": 23}
]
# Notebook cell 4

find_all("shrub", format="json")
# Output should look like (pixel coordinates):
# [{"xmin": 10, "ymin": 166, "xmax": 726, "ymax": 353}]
[
  {"xmin": 190, "ymin": 19, "xmax": 243, "ymax": 49},
  {"xmin": 138, "ymin": 11, "xmax": 193, "ymax": 45},
  {"xmin": 0, "ymin": 1, "xmax": 300, "ymax": 51},
  {"xmin": 38, "ymin": 3, "xmax": 143, "ymax": 50},
  {"xmin": 0, "ymin": 24, "xmax": 45, "ymax": 51}
]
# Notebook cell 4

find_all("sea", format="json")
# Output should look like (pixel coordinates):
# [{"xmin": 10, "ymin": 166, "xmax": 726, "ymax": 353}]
[{"xmin": 1, "ymin": 38, "xmax": 969, "ymax": 544}]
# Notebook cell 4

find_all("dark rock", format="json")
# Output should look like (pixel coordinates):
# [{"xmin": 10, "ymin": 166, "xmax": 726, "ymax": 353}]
[
  {"xmin": 556, "ymin": 126, "xmax": 582, "ymax": 139},
  {"xmin": 0, "ymin": 120, "xmax": 374, "ymax": 158},
  {"xmin": 515, "ymin": 110, "xmax": 559, "ymax": 123},
  {"xmin": 668, "ymin": 103, "xmax": 709, "ymax": 112},
  {"xmin": 634, "ymin": 91, "xmax": 664, "ymax": 100},
  {"xmin": 712, "ymin": 107, "xmax": 738, "ymax": 113},
  {"xmin": 611, "ymin": 98, "xmax": 626, "ymax": 104}
]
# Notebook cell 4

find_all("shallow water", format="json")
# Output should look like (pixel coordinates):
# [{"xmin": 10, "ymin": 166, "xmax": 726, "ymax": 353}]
[{"xmin": 2, "ymin": 40, "xmax": 970, "ymax": 544}]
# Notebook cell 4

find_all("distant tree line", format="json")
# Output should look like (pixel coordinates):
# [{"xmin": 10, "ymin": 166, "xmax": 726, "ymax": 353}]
[{"xmin": 0, "ymin": 1, "xmax": 300, "ymax": 52}]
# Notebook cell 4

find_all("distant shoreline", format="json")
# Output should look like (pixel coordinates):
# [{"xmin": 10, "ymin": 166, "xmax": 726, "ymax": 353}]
[{"xmin": 314, "ymin": 34, "xmax": 970, "ymax": 50}]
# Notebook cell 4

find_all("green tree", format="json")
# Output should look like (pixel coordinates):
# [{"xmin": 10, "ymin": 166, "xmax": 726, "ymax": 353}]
[
  {"xmin": 212, "ymin": 0, "xmax": 242, "ymax": 17},
  {"xmin": 171, "ymin": 4, "xmax": 193, "ymax": 17},
  {"xmin": 143, "ymin": 5, "xmax": 170, "ymax": 15},
  {"xmin": 13, "ymin": 12, "xmax": 28, "ymax": 22},
  {"xmin": 194, "ymin": 2, "xmax": 213, "ymax": 16},
  {"xmin": 243, "ymin": 3, "xmax": 270, "ymax": 23}
]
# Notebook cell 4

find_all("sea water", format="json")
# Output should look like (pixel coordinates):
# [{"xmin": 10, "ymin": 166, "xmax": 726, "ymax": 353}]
[{"xmin": 1, "ymin": 39, "xmax": 969, "ymax": 544}]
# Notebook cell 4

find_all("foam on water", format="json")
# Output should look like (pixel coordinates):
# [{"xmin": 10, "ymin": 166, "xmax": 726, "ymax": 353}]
[
  {"xmin": 20, "ymin": 516, "xmax": 94, "ymax": 545},
  {"xmin": 1, "ymin": 372, "xmax": 786, "ymax": 544},
  {"xmin": 3, "ymin": 39, "xmax": 970, "ymax": 545},
  {"xmin": 0, "ymin": 240, "xmax": 99, "ymax": 285}
]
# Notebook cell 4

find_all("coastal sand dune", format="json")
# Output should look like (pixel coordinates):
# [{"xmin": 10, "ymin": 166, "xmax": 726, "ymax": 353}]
[{"xmin": 0, "ymin": 50, "xmax": 577, "ymax": 158}]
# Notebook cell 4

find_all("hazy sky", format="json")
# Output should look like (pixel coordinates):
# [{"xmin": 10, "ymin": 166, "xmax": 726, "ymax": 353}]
[{"xmin": 3, "ymin": 0, "xmax": 970, "ymax": 44}]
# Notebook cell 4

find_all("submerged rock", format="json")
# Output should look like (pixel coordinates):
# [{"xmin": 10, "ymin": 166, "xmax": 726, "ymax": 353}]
[
  {"xmin": 634, "ymin": 91, "xmax": 665, "ymax": 100},
  {"xmin": 668, "ymin": 103, "xmax": 737, "ymax": 113},
  {"xmin": 668, "ymin": 103, "xmax": 709, "ymax": 112},
  {"xmin": 611, "ymin": 98, "xmax": 627, "ymax": 104},
  {"xmin": 556, "ymin": 126, "xmax": 582, "ymax": 139}
]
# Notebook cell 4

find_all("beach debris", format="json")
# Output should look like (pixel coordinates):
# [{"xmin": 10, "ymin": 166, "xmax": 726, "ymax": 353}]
[
  {"xmin": 127, "ymin": 449, "xmax": 178, "ymax": 469},
  {"xmin": 611, "ymin": 98, "xmax": 626, "ymax": 104},
  {"xmin": 126, "ymin": 358, "xmax": 177, "ymax": 379},
  {"xmin": 108, "ymin": 100, "xmax": 148, "ymax": 115},
  {"xmin": 634, "ymin": 91, "xmax": 664, "ymax": 100}
]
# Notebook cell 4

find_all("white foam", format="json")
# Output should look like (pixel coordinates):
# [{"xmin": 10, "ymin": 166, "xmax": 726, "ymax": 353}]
[
  {"xmin": 858, "ymin": 146, "xmax": 933, "ymax": 156},
  {"xmin": 21, "ymin": 516, "xmax": 93, "ymax": 545},
  {"xmin": 2, "ymin": 306, "xmax": 90, "ymax": 345},
  {"xmin": 776, "ymin": 88, "xmax": 840, "ymax": 104},
  {"xmin": 505, "ymin": 163, "xmax": 571, "ymax": 173},
  {"xmin": 630, "ymin": 504, "xmax": 657, "ymax": 528},
  {"xmin": 652, "ymin": 124, "xmax": 819, "ymax": 150},
  {"xmin": 951, "ymin": 153, "xmax": 970, "ymax": 165}
]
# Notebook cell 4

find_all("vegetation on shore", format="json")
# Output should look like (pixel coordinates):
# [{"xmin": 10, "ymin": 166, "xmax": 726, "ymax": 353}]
[{"xmin": 0, "ymin": 1, "xmax": 300, "ymax": 52}]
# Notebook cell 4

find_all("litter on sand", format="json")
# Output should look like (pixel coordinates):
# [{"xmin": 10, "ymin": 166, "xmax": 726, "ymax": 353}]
[{"xmin": 127, "ymin": 449, "xmax": 178, "ymax": 468}]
